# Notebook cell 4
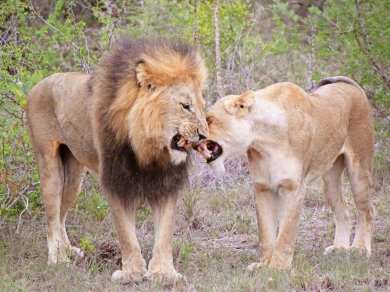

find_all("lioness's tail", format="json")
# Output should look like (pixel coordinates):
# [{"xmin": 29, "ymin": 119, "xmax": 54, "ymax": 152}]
[{"xmin": 310, "ymin": 76, "xmax": 366, "ymax": 97}]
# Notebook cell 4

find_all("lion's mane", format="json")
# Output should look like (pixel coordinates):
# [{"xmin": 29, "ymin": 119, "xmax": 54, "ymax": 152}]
[{"xmin": 92, "ymin": 39, "xmax": 206, "ymax": 202}]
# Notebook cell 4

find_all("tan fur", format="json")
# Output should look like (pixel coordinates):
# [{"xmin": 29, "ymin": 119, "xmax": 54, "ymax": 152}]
[
  {"xmin": 26, "ymin": 40, "xmax": 208, "ymax": 283},
  {"xmin": 204, "ymin": 77, "xmax": 374, "ymax": 269}
]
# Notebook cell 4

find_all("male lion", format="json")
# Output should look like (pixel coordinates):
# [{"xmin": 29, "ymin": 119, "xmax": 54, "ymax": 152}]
[
  {"xmin": 197, "ymin": 77, "xmax": 374, "ymax": 269},
  {"xmin": 27, "ymin": 39, "xmax": 208, "ymax": 282}
]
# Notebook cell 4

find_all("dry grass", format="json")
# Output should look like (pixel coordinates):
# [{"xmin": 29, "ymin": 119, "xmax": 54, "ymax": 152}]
[{"xmin": 0, "ymin": 154, "xmax": 389, "ymax": 291}]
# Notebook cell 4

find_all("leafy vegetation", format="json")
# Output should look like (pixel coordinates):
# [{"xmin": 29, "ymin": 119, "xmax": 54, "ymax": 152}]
[{"xmin": 0, "ymin": 0, "xmax": 389, "ymax": 290}]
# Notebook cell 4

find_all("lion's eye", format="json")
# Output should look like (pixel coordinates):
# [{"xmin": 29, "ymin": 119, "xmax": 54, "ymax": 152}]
[
  {"xmin": 147, "ymin": 84, "xmax": 155, "ymax": 92},
  {"xmin": 181, "ymin": 103, "xmax": 191, "ymax": 111}
]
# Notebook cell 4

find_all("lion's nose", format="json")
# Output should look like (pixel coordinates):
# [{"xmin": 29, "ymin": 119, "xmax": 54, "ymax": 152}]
[
  {"xmin": 197, "ymin": 129, "xmax": 207, "ymax": 141},
  {"xmin": 197, "ymin": 117, "xmax": 209, "ymax": 140},
  {"xmin": 199, "ymin": 133, "xmax": 207, "ymax": 140}
]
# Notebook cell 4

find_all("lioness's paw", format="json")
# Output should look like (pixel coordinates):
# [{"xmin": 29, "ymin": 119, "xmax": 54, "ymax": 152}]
[
  {"xmin": 111, "ymin": 269, "xmax": 145, "ymax": 283},
  {"xmin": 247, "ymin": 262, "xmax": 264, "ymax": 272},
  {"xmin": 144, "ymin": 269, "xmax": 185, "ymax": 284},
  {"xmin": 70, "ymin": 246, "xmax": 84, "ymax": 258},
  {"xmin": 350, "ymin": 245, "xmax": 371, "ymax": 257},
  {"xmin": 323, "ymin": 245, "xmax": 349, "ymax": 255}
]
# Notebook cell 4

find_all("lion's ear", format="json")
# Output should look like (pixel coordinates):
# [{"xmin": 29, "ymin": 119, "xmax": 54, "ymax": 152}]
[
  {"xmin": 224, "ymin": 90, "xmax": 255, "ymax": 117},
  {"xmin": 135, "ymin": 61, "xmax": 155, "ymax": 91}
]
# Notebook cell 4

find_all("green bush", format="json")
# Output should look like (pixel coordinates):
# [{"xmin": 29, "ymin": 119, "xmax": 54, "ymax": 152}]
[{"xmin": 0, "ymin": 0, "xmax": 388, "ymax": 221}]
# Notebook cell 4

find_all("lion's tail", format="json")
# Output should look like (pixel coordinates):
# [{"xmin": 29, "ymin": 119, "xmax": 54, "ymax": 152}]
[{"xmin": 310, "ymin": 76, "xmax": 366, "ymax": 97}]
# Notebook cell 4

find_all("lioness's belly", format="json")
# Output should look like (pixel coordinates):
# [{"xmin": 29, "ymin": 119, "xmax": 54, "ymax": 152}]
[{"xmin": 306, "ymin": 142, "xmax": 346, "ymax": 183}]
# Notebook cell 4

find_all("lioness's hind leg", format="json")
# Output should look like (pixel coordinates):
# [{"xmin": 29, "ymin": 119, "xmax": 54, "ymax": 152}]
[
  {"xmin": 35, "ymin": 142, "xmax": 69, "ymax": 264},
  {"xmin": 345, "ymin": 151, "xmax": 374, "ymax": 255},
  {"xmin": 322, "ymin": 155, "xmax": 351, "ymax": 255},
  {"xmin": 59, "ymin": 145, "xmax": 86, "ymax": 257}
]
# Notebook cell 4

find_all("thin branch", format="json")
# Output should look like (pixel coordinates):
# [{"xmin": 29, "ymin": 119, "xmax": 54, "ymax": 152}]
[
  {"xmin": 29, "ymin": 0, "xmax": 83, "ymax": 55},
  {"xmin": 213, "ymin": 0, "xmax": 224, "ymax": 98},
  {"xmin": 107, "ymin": 19, "xmax": 119, "ymax": 48},
  {"xmin": 29, "ymin": 2, "xmax": 95, "ymax": 72},
  {"xmin": 192, "ymin": 0, "xmax": 199, "ymax": 45},
  {"xmin": 67, "ymin": 6, "xmax": 92, "ymax": 73},
  {"xmin": 16, "ymin": 194, "xmax": 31, "ymax": 234},
  {"xmin": 354, "ymin": 0, "xmax": 390, "ymax": 89},
  {"xmin": 306, "ymin": 19, "xmax": 316, "ymax": 89}
]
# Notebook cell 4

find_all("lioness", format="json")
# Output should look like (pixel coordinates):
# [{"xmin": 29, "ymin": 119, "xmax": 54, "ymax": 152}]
[
  {"xmin": 27, "ymin": 39, "xmax": 208, "ymax": 282},
  {"xmin": 197, "ymin": 77, "xmax": 374, "ymax": 269}
]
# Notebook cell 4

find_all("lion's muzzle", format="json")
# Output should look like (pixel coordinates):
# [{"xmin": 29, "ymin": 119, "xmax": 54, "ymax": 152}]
[
  {"xmin": 171, "ymin": 119, "xmax": 209, "ymax": 152},
  {"xmin": 171, "ymin": 133, "xmax": 190, "ymax": 152},
  {"xmin": 171, "ymin": 131, "xmax": 208, "ymax": 152}
]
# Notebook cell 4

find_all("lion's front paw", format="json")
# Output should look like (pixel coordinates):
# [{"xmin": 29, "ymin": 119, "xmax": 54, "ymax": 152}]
[
  {"xmin": 48, "ymin": 253, "xmax": 70, "ymax": 265},
  {"xmin": 145, "ymin": 269, "xmax": 184, "ymax": 284},
  {"xmin": 47, "ymin": 242, "xmax": 84, "ymax": 265},
  {"xmin": 47, "ymin": 245, "xmax": 70, "ymax": 265},
  {"xmin": 111, "ymin": 269, "xmax": 146, "ymax": 283},
  {"xmin": 323, "ymin": 245, "xmax": 349, "ymax": 255},
  {"xmin": 247, "ymin": 262, "xmax": 264, "ymax": 272}
]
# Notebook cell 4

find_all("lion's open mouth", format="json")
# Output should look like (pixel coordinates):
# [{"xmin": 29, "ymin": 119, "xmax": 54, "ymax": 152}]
[
  {"xmin": 171, "ymin": 133, "xmax": 191, "ymax": 152},
  {"xmin": 196, "ymin": 140, "xmax": 223, "ymax": 163}
]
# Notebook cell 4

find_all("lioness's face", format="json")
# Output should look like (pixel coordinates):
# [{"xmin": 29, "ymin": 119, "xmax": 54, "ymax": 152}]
[{"xmin": 197, "ymin": 91, "xmax": 255, "ymax": 173}]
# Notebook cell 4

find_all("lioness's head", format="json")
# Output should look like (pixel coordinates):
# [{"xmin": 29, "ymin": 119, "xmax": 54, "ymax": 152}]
[
  {"xmin": 96, "ymin": 40, "xmax": 208, "ymax": 167},
  {"xmin": 197, "ymin": 91, "xmax": 256, "ymax": 173}
]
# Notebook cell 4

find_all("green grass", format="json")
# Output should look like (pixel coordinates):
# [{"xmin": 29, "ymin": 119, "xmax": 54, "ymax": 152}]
[{"xmin": 0, "ymin": 172, "xmax": 389, "ymax": 291}]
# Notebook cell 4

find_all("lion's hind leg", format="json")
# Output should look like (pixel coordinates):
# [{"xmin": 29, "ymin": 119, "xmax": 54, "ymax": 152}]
[
  {"xmin": 58, "ymin": 145, "xmax": 86, "ymax": 258},
  {"xmin": 36, "ymin": 143, "xmax": 86, "ymax": 264},
  {"xmin": 322, "ymin": 154, "xmax": 351, "ymax": 255},
  {"xmin": 35, "ymin": 141, "xmax": 69, "ymax": 264}
]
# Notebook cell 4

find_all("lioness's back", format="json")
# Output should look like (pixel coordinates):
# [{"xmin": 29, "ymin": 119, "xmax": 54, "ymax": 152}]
[{"xmin": 310, "ymin": 80, "xmax": 371, "ymax": 111}]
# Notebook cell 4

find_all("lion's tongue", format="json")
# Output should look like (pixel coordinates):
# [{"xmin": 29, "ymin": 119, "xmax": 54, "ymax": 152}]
[{"xmin": 197, "ymin": 142, "xmax": 212, "ymax": 160}]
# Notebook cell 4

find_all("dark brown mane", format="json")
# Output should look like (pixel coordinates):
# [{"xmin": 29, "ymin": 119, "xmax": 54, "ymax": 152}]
[{"xmin": 100, "ymin": 125, "xmax": 189, "ymax": 203}]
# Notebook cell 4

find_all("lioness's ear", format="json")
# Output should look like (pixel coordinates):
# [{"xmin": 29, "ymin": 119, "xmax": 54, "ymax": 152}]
[
  {"xmin": 135, "ymin": 60, "xmax": 155, "ymax": 92},
  {"xmin": 224, "ymin": 90, "xmax": 255, "ymax": 117}
]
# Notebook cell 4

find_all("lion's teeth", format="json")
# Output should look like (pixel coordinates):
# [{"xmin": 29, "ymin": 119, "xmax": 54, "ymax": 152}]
[
  {"xmin": 177, "ymin": 137, "xmax": 192, "ymax": 147},
  {"xmin": 177, "ymin": 137, "xmax": 186, "ymax": 147}
]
